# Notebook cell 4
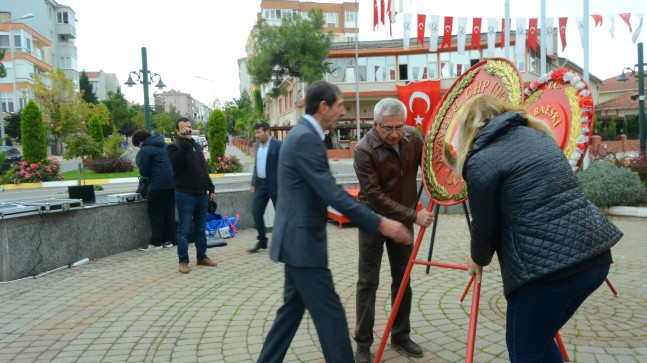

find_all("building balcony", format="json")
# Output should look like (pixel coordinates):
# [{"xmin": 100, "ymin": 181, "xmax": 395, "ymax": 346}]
[{"xmin": 56, "ymin": 23, "xmax": 76, "ymax": 38}]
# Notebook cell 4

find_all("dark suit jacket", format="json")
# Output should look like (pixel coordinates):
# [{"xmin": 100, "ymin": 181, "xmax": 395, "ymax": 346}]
[
  {"xmin": 251, "ymin": 137, "xmax": 282, "ymax": 198},
  {"xmin": 269, "ymin": 118, "xmax": 381, "ymax": 268}
]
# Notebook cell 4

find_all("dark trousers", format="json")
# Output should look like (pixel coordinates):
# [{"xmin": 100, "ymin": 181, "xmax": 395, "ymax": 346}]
[
  {"xmin": 257, "ymin": 265, "xmax": 354, "ymax": 363},
  {"xmin": 355, "ymin": 229, "xmax": 413, "ymax": 346},
  {"xmin": 505, "ymin": 263, "xmax": 610, "ymax": 362},
  {"xmin": 146, "ymin": 189, "xmax": 176, "ymax": 246},
  {"xmin": 252, "ymin": 179, "xmax": 276, "ymax": 246}
]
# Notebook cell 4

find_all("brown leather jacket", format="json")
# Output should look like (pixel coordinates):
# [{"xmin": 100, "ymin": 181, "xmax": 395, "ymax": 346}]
[{"xmin": 353, "ymin": 126, "xmax": 423, "ymax": 227}]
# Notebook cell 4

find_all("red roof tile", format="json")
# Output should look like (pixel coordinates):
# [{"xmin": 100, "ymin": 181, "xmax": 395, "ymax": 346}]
[
  {"xmin": 600, "ymin": 74, "xmax": 639, "ymax": 93},
  {"xmin": 597, "ymin": 92, "xmax": 639, "ymax": 111}
]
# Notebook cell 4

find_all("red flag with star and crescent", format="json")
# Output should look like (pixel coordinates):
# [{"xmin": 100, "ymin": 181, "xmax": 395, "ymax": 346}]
[
  {"xmin": 373, "ymin": 0, "xmax": 378, "ymax": 30},
  {"xmin": 558, "ymin": 17, "xmax": 568, "ymax": 51},
  {"xmin": 417, "ymin": 14, "xmax": 426, "ymax": 46},
  {"xmin": 619, "ymin": 13, "xmax": 632, "ymax": 32},
  {"xmin": 471, "ymin": 18, "xmax": 482, "ymax": 49},
  {"xmin": 442, "ymin": 16, "xmax": 453, "ymax": 48},
  {"xmin": 527, "ymin": 18, "xmax": 538, "ymax": 51},
  {"xmin": 396, "ymin": 80, "xmax": 441, "ymax": 134}
]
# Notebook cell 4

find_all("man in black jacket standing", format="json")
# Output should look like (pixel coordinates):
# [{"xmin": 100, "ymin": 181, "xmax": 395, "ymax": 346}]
[{"xmin": 167, "ymin": 117, "xmax": 217, "ymax": 274}]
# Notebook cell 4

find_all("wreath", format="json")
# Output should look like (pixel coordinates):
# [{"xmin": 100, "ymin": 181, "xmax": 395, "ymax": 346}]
[{"xmin": 523, "ymin": 68, "xmax": 594, "ymax": 173}]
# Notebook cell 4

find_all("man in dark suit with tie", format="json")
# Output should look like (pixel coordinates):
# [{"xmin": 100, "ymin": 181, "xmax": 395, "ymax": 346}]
[
  {"xmin": 256, "ymin": 81, "xmax": 413, "ymax": 363},
  {"xmin": 248, "ymin": 121, "xmax": 282, "ymax": 253}
]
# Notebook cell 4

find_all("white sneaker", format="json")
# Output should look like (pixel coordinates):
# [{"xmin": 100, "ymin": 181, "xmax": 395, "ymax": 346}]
[
  {"xmin": 163, "ymin": 242, "xmax": 174, "ymax": 248},
  {"xmin": 140, "ymin": 244, "xmax": 162, "ymax": 251}
]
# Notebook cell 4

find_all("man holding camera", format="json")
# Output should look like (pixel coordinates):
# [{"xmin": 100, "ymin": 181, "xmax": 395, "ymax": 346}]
[{"xmin": 167, "ymin": 117, "xmax": 217, "ymax": 274}]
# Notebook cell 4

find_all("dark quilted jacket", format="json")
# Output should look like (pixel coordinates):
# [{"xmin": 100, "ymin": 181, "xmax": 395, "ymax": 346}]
[{"xmin": 464, "ymin": 111, "xmax": 622, "ymax": 297}]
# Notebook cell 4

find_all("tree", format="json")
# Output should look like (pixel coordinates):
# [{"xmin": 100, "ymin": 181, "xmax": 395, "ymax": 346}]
[
  {"xmin": 0, "ymin": 49, "xmax": 6, "ymax": 79},
  {"xmin": 21, "ymin": 100, "xmax": 47, "ymax": 163},
  {"xmin": 88, "ymin": 113, "xmax": 104, "ymax": 150},
  {"xmin": 3, "ymin": 112, "xmax": 21, "ymax": 140},
  {"xmin": 29, "ymin": 68, "xmax": 85, "ymax": 154},
  {"xmin": 252, "ymin": 88, "xmax": 265, "ymax": 120},
  {"xmin": 79, "ymin": 70, "xmax": 99, "ymax": 104},
  {"xmin": 102, "ymin": 88, "xmax": 138, "ymax": 134},
  {"xmin": 247, "ymin": 9, "xmax": 333, "ymax": 97},
  {"xmin": 208, "ymin": 109, "xmax": 227, "ymax": 162},
  {"xmin": 63, "ymin": 134, "xmax": 102, "ymax": 161}
]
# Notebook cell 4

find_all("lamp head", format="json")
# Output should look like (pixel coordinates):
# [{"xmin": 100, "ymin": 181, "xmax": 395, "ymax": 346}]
[
  {"xmin": 124, "ymin": 75, "xmax": 137, "ymax": 87},
  {"xmin": 155, "ymin": 78, "xmax": 166, "ymax": 90}
]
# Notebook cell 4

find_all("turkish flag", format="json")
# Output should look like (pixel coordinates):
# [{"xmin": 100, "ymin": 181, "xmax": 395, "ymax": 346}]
[
  {"xmin": 373, "ymin": 0, "xmax": 378, "ymax": 30},
  {"xmin": 501, "ymin": 18, "xmax": 506, "ymax": 48},
  {"xmin": 558, "ymin": 17, "xmax": 568, "ymax": 51},
  {"xmin": 619, "ymin": 13, "xmax": 632, "ymax": 32},
  {"xmin": 380, "ymin": 0, "xmax": 385, "ymax": 25},
  {"xmin": 471, "ymin": 18, "xmax": 482, "ymax": 49},
  {"xmin": 396, "ymin": 80, "xmax": 441, "ymax": 134},
  {"xmin": 442, "ymin": 16, "xmax": 453, "ymax": 48},
  {"xmin": 417, "ymin": 14, "xmax": 426, "ymax": 46},
  {"xmin": 591, "ymin": 14, "xmax": 603, "ymax": 27},
  {"xmin": 527, "ymin": 18, "xmax": 538, "ymax": 51}
]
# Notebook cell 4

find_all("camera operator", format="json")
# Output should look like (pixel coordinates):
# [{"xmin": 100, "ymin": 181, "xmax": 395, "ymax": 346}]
[{"xmin": 167, "ymin": 117, "xmax": 217, "ymax": 274}]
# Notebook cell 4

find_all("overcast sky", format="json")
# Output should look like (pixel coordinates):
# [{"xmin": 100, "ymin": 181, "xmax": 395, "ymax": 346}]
[{"xmin": 61, "ymin": 0, "xmax": 644, "ymax": 106}]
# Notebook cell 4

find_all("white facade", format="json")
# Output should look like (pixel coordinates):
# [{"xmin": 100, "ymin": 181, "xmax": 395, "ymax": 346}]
[{"xmin": 85, "ymin": 70, "xmax": 119, "ymax": 101}]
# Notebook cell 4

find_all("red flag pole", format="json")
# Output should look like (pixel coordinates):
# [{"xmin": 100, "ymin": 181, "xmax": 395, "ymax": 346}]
[
  {"xmin": 465, "ymin": 275, "xmax": 481, "ymax": 363},
  {"xmin": 373, "ymin": 201, "xmax": 435, "ymax": 363}
]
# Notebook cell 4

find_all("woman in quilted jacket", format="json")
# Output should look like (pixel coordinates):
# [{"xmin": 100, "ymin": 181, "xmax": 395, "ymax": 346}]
[{"xmin": 453, "ymin": 95, "xmax": 622, "ymax": 362}]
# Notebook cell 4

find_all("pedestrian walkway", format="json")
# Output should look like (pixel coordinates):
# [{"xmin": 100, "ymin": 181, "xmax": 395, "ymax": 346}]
[
  {"xmin": 0, "ymin": 214, "xmax": 645, "ymax": 362},
  {"xmin": 224, "ymin": 143, "xmax": 255, "ymax": 173}
]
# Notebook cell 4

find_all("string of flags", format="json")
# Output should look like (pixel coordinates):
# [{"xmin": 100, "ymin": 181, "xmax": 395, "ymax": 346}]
[{"xmin": 372, "ymin": 1, "xmax": 644, "ymax": 52}]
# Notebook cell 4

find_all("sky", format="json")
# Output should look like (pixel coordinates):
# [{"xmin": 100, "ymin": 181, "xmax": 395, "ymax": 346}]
[{"xmin": 61, "ymin": 0, "xmax": 645, "ymax": 107}]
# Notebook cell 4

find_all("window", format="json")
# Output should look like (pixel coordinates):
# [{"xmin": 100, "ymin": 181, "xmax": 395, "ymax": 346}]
[
  {"xmin": 0, "ymin": 34, "xmax": 9, "ymax": 50},
  {"xmin": 398, "ymin": 55, "xmax": 409, "ymax": 80},
  {"xmin": 345, "ymin": 33, "xmax": 357, "ymax": 43},
  {"xmin": 344, "ymin": 57, "xmax": 366, "ymax": 82},
  {"xmin": 1, "ymin": 93, "xmax": 14, "ymax": 113},
  {"xmin": 59, "ymin": 56, "xmax": 72, "ymax": 69},
  {"xmin": 344, "ymin": 11, "xmax": 357, "ymax": 28},
  {"xmin": 57, "ymin": 11, "xmax": 69, "ymax": 24},
  {"xmin": 324, "ymin": 12, "xmax": 339, "ymax": 27}
]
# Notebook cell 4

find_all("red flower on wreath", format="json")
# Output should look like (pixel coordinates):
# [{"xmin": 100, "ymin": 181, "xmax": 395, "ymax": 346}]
[
  {"xmin": 551, "ymin": 68, "xmax": 567, "ymax": 81},
  {"xmin": 579, "ymin": 97, "xmax": 594, "ymax": 109}
]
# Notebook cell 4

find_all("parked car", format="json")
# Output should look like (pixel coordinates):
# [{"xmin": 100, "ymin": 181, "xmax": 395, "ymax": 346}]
[
  {"xmin": 191, "ymin": 135, "xmax": 208, "ymax": 148},
  {"xmin": 0, "ymin": 146, "xmax": 23, "ymax": 171}
]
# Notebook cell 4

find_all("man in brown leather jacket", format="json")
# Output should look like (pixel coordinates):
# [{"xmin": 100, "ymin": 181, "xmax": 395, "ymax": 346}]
[{"xmin": 353, "ymin": 98, "xmax": 435, "ymax": 363}]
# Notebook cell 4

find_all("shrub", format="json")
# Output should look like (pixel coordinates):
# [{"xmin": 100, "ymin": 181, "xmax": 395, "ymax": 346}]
[
  {"xmin": 21, "ymin": 100, "xmax": 47, "ymax": 163},
  {"xmin": 85, "ymin": 156, "xmax": 134, "ymax": 173},
  {"xmin": 578, "ymin": 160, "xmax": 647, "ymax": 208},
  {"xmin": 88, "ymin": 113, "xmax": 104, "ymax": 149},
  {"xmin": 104, "ymin": 131, "xmax": 125, "ymax": 159},
  {"xmin": 63, "ymin": 134, "xmax": 102, "ymax": 161},
  {"xmin": 3, "ymin": 159, "xmax": 64, "ymax": 184},
  {"xmin": 611, "ymin": 154, "xmax": 647, "ymax": 183},
  {"xmin": 209, "ymin": 155, "xmax": 243, "ymax": 173},
  {"xmin": 208, "ymin": 109, "xmax": 226, "ymax": 162}
]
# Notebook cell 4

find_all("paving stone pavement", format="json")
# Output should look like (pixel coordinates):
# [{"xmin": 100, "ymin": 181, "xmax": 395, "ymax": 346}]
[{"xmin": 0, "ymin": 214, "xmax": 645, "ymax": 363}]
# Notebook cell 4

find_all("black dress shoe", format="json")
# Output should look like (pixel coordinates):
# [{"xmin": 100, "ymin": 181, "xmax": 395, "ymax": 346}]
[
  {"xmin": 391, "ymin": 338, "xmax": 423, "ymax": 358},
  {"xmin": 355, "ymin": 345, "xmax": 371, "ymax": 363},
  {"xmin": 247, "ymin": 243, "xmax": 267, "ymax": 253}
]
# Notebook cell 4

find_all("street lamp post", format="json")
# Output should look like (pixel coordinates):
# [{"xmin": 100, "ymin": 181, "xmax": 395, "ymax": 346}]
[
  {"xmin": 124, "ymin": 47, "xmax": 166, "ymax": 131},
  {"xmin": 618, "ymin": 42, "xmax": 645, "ymax": 156},
  {"xmin": 1, "ymin": 12, "xmax": 35, "ymax": 145}
]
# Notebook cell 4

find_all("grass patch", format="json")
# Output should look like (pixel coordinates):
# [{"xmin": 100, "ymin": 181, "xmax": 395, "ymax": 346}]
[{"xmin": 63, "ymin": 168, "xmax": 140, "ymax": 181}]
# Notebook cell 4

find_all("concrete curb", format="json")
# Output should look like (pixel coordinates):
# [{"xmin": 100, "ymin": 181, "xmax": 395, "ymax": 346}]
[
  {"xmin": 608, "ymin": 206, "xmax": 647, "ymax": 218},
  {"xmin": 1, "ymin": 172, "xmax": 253, "ymax": 190}
]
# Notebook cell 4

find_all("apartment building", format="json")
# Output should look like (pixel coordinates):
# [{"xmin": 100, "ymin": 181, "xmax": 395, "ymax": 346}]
[
  {"xmin": 84, "ymin": 70, "xmax": 119, "ymax": 101},
  {"xmin": 0, "ymin": 15, "xmax": 52, "ymax": 113}
]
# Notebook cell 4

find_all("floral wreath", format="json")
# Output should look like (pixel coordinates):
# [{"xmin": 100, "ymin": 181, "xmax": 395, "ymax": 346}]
[{"xmin": 523, "ymin": 68, "xmax": 594, "ymax": 173}]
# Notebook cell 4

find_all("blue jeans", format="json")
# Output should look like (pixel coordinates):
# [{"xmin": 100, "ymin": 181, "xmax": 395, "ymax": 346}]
[
  {"xmin": 505, "ymin": 263, "xmax": 610, "ymax": 362},
  {"xmin": 175, "ymin": 192, "xmax": 209, "ymax": 264}
]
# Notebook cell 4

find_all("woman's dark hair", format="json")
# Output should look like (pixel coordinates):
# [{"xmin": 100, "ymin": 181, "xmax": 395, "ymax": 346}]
[
  {"xmin": 131, "ymin": 129, "xmax": 152, "ymax": 147},
  {"xmin": 305, "ymin": 81, "xmax": 341, "ymax": 116}
]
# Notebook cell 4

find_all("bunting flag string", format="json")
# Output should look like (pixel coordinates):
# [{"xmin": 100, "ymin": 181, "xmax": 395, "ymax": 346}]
[{"xmin": 374, "ymin": 8, "xmax": 643, "ymax": 50}]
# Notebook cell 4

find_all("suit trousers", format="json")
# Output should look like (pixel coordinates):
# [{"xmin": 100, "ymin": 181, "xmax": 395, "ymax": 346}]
[
  {"xmin": 257, "ymin": 265, "xmax": 354, "ymax": 363},
  {"xmin": 252, "ymin": 179, "xmax": 276, "ymax": 245},
  {"xmin": 355, "ymin": 229, "xmax": 413, "ymax": 346},
  {"xmin": 146, "ymin": 189, "xmax": 176, "ymax": 246},
  {"xmin": 505, "ymin": 263, "xmax": 610, "ymax": 362}
]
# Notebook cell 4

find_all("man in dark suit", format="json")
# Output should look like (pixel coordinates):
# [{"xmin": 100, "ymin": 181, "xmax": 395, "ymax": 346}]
[
  {"xmin": 256, "ymin": 81, "xmax": 412, "ymax": 363},
  {"xmin": 248, "ymin": 121, "xmax": 282, "ymax": 253}
]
